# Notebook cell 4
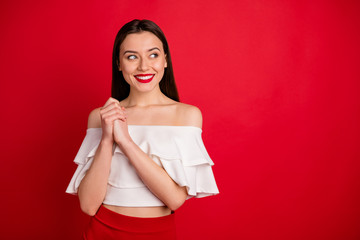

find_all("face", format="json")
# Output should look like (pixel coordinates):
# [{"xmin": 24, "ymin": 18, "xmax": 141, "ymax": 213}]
[{"xmin": 118, "ymin": 31, "xmax": 167, "ymax": 92}]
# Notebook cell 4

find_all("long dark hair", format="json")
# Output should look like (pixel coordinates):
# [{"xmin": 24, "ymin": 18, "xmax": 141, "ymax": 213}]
[{"xmin": 111, "ymin": 19, "xmax": 179, "ymax": 102}]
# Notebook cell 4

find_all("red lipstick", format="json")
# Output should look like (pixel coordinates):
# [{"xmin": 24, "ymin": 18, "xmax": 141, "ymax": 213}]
[{"xmin": 134, "ymin": 74, "xmax": 155, "ymax": 83}]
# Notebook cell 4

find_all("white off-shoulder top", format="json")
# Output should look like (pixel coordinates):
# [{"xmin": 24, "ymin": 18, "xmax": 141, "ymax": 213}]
[{"xmin": 65, "ymin": 125, "xmax": 220, "ymax": 207}]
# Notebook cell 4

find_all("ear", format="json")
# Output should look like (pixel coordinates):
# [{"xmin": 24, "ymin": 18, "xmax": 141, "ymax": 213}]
[{"xmin": 164, "ymin": 54, "xmax": 168, "ymax": 68}]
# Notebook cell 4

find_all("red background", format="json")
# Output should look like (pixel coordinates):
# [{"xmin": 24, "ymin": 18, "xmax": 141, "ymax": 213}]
[{"xmin": 1, "ymin": 0, "xmax": 360, "ymax": 239}]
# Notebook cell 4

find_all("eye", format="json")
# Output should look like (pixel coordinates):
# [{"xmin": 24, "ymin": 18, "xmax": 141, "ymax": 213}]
[
  {"xmin": 150, "ymin": 53, "xmax": 158, "ymax": 58},
  {"xmin": 127, "ymin": 55, "xmax": 137, "ymax": 60}
]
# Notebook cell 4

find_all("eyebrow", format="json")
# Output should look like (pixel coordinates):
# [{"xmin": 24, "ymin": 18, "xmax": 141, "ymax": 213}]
[{"xmin": 123, "ymin": 47, "xmax": 161, "ymax": 55}]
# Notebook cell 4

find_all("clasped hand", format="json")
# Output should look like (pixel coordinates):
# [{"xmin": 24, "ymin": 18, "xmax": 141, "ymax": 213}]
[{"xmin": 99, "ymin": 97, "xmax": 131, "ymax": 146}]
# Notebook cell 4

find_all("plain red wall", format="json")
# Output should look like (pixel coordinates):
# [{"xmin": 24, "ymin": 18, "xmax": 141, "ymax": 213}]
[{"xmin": 1, "ymin": 0, "xmax": 359, "ymax": 239}]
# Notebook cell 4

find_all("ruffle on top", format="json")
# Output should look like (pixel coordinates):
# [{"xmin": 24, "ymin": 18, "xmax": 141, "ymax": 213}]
[{"xmin": 65, "ymin": 125, "xmax": 220, "ymax": 207}]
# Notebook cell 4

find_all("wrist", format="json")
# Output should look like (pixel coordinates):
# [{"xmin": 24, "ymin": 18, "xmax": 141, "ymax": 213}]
[
  {"xmin": 100, "ymin": 138, "xmax": 114, "ymax": 147},
  {"xmin": 116, "ymin": 138, "xmax": 135, "ymax": 152}
]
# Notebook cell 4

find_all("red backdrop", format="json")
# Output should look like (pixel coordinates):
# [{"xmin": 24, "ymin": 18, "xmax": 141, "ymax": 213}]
[{"xmin": 1, "ymin": 0, "xmax": 359, "ymax": 239}]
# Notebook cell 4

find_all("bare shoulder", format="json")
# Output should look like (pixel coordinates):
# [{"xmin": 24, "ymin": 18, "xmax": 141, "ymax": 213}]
[
  {"xmin": 175, "ymin": 102, "xmax": 203, "ymax": 129},
  {"xmin": 87, "ymin": 107, "xmax": 102, "ymax": 129}
]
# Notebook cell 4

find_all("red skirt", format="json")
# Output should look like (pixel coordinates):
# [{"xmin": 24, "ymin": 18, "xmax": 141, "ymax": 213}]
[{"xmin": 83, "ymin": 205, "xmax": 177, "ymax": 240}]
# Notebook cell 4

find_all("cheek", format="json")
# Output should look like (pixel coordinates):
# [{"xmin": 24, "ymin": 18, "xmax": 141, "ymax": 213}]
[
  {"xmin": 121, "ymin": 63, "xmax": 137, "ymax": 74},
  {"xmin": 153, "ymin": 59, "xmax": 166, "ymax": 70}
]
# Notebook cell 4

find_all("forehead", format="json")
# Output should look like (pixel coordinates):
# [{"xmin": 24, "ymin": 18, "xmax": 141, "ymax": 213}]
[{"xmin": 120, "ymin": 31, "xmax": 164, "ymax": 52}]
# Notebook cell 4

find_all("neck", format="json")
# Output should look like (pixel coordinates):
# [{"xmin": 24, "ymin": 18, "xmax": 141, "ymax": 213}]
[{"xmin": 125, "ymin": 85, "xmax": 167, "ymax": 107}]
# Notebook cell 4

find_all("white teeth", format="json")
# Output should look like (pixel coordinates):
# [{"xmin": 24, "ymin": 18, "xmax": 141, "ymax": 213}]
[{"xmin": 135, "ymin": 74, "xmax": 154, "ymax": 80}]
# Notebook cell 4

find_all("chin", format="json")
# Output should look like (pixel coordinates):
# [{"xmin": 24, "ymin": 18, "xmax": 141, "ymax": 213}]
[{"xmin": 133, "ymin": 81, "xmax": 160, "ymax": 92}]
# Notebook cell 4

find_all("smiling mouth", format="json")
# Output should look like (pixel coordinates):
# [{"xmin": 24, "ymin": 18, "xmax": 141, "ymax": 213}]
[{"xmin": 134, "ymin": 74, "xmax": 155, "ymax": 83}]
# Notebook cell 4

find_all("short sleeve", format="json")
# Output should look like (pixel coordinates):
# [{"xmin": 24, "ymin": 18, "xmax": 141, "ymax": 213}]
[
  {"xmin": 156, "ymin": 129, "xmax": 220, "ymax": 199},
  {"xmin": 65, "ymin": 128, "xmax": 102, "ymax": 195},
  {"xmin": 112, "ymin": 126, "xmax": 220, "ymax": 200}
]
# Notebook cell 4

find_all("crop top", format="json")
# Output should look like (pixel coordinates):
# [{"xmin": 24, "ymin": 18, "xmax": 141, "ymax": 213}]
[{"xmin": 65, "ymin": 125, "xmax": 220, "ymax": 207}]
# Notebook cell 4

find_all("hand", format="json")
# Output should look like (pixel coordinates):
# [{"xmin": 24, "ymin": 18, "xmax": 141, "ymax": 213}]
[
  {"xmin": 99, "ymin": 97, "xmax": 126, "ymax": 144},
  {"xmin": 113, "ymin": 106, "xmax": 132, "ymax": 148}
]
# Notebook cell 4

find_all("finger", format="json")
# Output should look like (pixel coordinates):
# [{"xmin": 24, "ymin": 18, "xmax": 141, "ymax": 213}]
[
  {"xmin": 120, "ymin": 106, "xmax": 127, "ymax": 115},
  {"xmin": 109, "ymin": 111, "xmax": 127, "ymax": 121},
  {"xmin": 102, "ymin": 108, "xmax": 126, "ymax": 119},
  {"xmin": 100, "ymin": 102, "xmax": 122, "ymax": 115},
  {"xmin": 115, "ymin": 112, "xmax": 127, "ymax": 121},
  {"xmin": 120, "ymin": 106, "xmax": 127, "ymax": 118},
  {"xmin": 103, "ymin": 113, "xmax": 126, "ymax": 123},
  {"xmin": 101, "ymin": 106, "xmax": 125, "ymax": 119},
  {"xmin": 106, "ymin": 114, "xmax": 126, "ymax": 123},
  {"xmin": 102, "ymin": 97, "xmax": 119, "ymax": 108},
  {"xmin": 100, "ymin": 102, "xmax": 116, "ymax": 113}
]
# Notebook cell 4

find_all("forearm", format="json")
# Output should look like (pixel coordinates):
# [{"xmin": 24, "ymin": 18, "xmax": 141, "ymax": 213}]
[
  {"xmin": 78, "ymin": 140, "xmax": 113, "ymax": 215},
  {"xmin": 120, "ymin": 140, "xmax": 188, "ymax": 211}
]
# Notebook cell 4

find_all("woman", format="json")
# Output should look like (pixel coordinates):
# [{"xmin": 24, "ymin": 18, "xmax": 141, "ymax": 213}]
[{"xmin": 66, "ymin": 19, "xmax": 219, "ymax": 240}]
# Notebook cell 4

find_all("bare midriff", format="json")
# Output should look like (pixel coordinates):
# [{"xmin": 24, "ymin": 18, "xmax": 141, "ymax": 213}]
[{"xmin": 102, "ymin": 204, "xmax": 172, "ymax": 218}]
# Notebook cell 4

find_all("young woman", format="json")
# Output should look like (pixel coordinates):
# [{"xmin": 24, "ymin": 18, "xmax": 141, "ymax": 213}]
[{"xmin": 66, "ymin": 19, "xmax": 219, "ymax": 240}]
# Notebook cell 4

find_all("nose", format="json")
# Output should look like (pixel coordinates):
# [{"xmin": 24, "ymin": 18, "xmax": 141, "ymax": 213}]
[{"xmin": 137, "ymin": 57, "xmax": 150, "ymax": 71}]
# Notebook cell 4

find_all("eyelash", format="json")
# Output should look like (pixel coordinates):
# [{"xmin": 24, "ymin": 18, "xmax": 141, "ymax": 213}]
[{"xmin": 127, "ymin": 53, "xmax": 158, "ymax": 60}]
